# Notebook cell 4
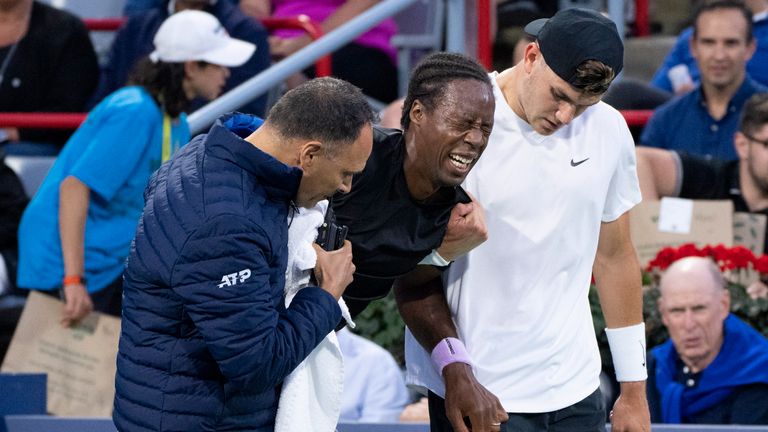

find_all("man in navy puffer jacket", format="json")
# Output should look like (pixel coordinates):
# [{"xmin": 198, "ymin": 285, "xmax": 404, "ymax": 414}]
[{"xmin": 113, "ymin": 77, "xmax": 375, "ymax": 431}]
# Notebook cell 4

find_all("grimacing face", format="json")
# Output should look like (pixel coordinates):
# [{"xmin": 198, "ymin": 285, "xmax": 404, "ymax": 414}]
[
  {"xmin": 295, "ymin": 124, "xmax": 373, "ymax": 208},
  {"xmin": 412, "ymin": 79, "xmax": 495, "ymax": 188},
  {"xmin": 691, "ymin": 8, "xmax": 755, "ymax": 90},
  {"xmin": 521, "ymin": 48, "xmax": 603, "ymax": 136},
  {"xmin": 659, "ymin": 278, "xmax": 729, "ymax": 370}
]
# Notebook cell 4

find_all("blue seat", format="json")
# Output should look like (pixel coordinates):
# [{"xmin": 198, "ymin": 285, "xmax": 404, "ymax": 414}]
[
  {"xmin": 0, "ymin": 374, "xmax": 46, "ymax": 432},
  {"xmin": 4, "ymin": 415, "xmax": 116, "ymax": 432},
  {"xmin": 4, "ymin": 155, "xmax": 56, "ymax": 198}
]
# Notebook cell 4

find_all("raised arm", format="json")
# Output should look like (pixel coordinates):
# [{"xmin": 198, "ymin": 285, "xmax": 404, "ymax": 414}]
[{"xmin": 269, "ymin": 0, "xmax": 381, "ymax": 58}]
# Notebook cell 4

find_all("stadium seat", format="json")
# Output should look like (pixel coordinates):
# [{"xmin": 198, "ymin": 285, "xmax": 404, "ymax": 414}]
[{"xmin": 4, "ymin": 156, "xmax": 56, "ymax": 198}]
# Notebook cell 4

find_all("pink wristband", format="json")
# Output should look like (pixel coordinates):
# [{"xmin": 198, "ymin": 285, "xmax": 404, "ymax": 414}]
[{"xmin": 431, "ymin": 337, "xmax": 472, "ymax": 375}]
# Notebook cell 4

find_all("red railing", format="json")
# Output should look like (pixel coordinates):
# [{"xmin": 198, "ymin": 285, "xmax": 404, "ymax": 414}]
[
  {"xmin": 0, "ymin": 113, "xmax": 87, "ymax": 129},
  {"xmin": 635, "ymin": 0, "xmax": 650, "ymax": 37},
  {"xmin": 261, "ymin": 15, "xmax": 332, "ymax": 77},
  {"xmin": 83, "ymin": 17, "xmax": 125, "ymax": 31},
  {"xmin": 622, "ymin": 110, "xmax": 653, "ymax": 127},
  {"xmin": 474, "ymin": 0, "xmax": 652, "ymax": 66},
  {"xmin": 82, "ymin": 15, "xmax": 332, "ymax": 76},
  {"xmin": 0, "ymin": 110, "xmax": 654, "ymax": 130}
]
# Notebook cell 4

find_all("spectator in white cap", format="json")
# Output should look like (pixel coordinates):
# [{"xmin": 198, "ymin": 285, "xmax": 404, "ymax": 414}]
[
  {"xmin": 16, "ymin": 10, "xmax": 254, "ymax": 327},
  {"xmin": 93, "ymin": 0, "xmax": 270, "ymax": 115}
]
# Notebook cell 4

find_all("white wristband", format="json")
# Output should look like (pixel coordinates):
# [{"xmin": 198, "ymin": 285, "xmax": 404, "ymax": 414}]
[
  {"xmin": 418, "ymin": 249, "xmax": 451, "ymax": 267},
  {"xmin": 605, "ymin": 323, "xmax": 648, "ymax": 382}
]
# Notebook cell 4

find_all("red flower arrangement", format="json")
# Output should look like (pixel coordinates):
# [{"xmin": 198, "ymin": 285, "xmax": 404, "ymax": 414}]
[
  {"xmin": 646, "ymin": 243, "xmax": 768, "ymax": 274},
  {"xmin": 641, "ymin": 243, "xmax": 768, "ymax": 347}
]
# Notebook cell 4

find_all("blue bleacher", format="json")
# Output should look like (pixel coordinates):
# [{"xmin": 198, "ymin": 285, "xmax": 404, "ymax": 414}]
[{"xmin": 4, "ymin": 416, "xmax": 768, "ymax": 432}]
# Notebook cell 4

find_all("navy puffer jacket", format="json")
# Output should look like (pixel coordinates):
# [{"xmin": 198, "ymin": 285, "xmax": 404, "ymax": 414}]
[{"xmin": 113, "ymin": 114, "xmax": 341, "ymax": 431}]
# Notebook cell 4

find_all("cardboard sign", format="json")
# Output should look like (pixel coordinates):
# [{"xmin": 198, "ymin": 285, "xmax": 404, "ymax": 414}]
[
  {"xmin": 733, "ymin": 211, "xmax": 767, "ymax": 256},
  {"xmin": 1, "ymin": 292, "xmax": 120, "ymax": 417},
  {"xmin": 630, "ymin": 200, "xmax": 734, "ymax": 267}
]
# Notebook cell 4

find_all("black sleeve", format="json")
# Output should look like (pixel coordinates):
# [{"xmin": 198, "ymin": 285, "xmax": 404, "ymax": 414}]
[
  {"xmin": 18, "ymin": 17, "xmax": 99, "ymax": 145},
  {"xmin": 678, "ymin": 153, "xmax": 730, "ymax": 199},
  {"xmin": 0, "ymin": 160, "xmax": 28, "ymax": 249}
]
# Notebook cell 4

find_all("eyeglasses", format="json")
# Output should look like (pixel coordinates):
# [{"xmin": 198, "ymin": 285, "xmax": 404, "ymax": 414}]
[{"xmin": 742, "ymin": 131, "xmax": 768, "ymax": 148}]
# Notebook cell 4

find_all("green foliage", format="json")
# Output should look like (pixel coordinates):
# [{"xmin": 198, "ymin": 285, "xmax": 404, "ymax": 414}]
[{"xmin": 351, "ymin": 292, "xmax": 406, "ymax": 365}]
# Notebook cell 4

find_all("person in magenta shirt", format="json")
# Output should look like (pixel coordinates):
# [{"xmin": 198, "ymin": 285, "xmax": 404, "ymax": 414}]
[{"xmin": 252, "ymin": 0, "xmax": 399, "ymax": 103}]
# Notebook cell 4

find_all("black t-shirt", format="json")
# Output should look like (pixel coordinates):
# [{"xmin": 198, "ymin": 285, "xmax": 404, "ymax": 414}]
[
  {"xmin": 0, "ymin": 2, "xmax": 99, "ymax": 145},
  {"xmin": 332, "ymin": 127, "xmax": 470, "ymax": 316},
  {"xmin": 679, "ymin": 153, "xmax": 768, "ymax": 249}
]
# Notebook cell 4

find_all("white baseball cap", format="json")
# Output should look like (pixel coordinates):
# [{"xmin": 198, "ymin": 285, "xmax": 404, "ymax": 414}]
[{"xmin": 149, "ymin": 10, "xmax": 256, "ymax": 67}]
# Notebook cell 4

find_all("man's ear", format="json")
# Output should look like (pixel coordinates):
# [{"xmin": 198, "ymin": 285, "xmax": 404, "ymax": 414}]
[
  {"xmin": 297, "ymin": 140, "xmax": 322, "ymax": 170},
  {"xmin": 720, "ymin": 289, "xmax": 731, "ymax": 321},
  {"xmin": 734, "ymin": 131, "xmax": 749, "ymax": 160},
  {"xmin": 658, "ymin": 297, "xmax": 669, "ymax": 327},
  {"xmin": 523, "ymin": 42, "xmax": 539, "ymax": 74},
  {"xmin": 184, "ymin": 60, "xmax": 200, "ymax": 77},
  {"xmin": 409, "ymin": 99, "xmax": 425, "ymax": 127}
]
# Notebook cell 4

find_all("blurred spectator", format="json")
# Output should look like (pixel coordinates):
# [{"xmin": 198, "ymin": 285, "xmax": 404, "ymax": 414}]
[
  {"xmin": 641, "ymin": 0, "xmax": 767, "ymax": 160},
  {"xmin": 0, "ymin": 153, "xmax": 28, "ymax": 364},
  {"xmin": 16, "ymin": 10, "xmax": 255, "ymax": 327},
  {"xmin": 123, "ymin": 0, "xmax": 246, "ymax": 15},
  {"xmin": 399, "ymin": 397, "xmax": 429, "ymax": 423},
  {"xmin": 636, "ymin": 93, "xmax": 768, "ymax": 251},
  {"xmin": 0, "ymin": 0, "xmax": 99, "ymax": 154},
  {"xmin": 338, "ymin": 328, "xmax": 410, "ymax": 422},
  {"xmin": 94, "ymin": 0, "xmax": 270, "ymax": 116},
  {"xmin": 651, "ymin": 0, "xmax": 768, "ymax": 93},
  {"xmin": 647, "ymin": 256, "xmax": 768, "ymax": 424},
  {"xmin": 254, "ymin": 0, "xmax": 399, "ymax": 103}
]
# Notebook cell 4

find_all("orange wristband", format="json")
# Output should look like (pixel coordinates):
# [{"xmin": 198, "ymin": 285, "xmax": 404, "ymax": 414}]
[{"xmin": 62, "ymin": 275, "xmax": 84, "ymax": 286}]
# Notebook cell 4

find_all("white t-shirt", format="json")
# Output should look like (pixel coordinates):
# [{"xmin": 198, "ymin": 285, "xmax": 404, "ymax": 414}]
[{"xmin": 405, "ymin": 72, "xmax": 641, "ymax": 413}]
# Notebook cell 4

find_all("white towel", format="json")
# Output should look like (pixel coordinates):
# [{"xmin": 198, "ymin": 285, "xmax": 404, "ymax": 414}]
[{"xmin": 275, "ymin": 200, "xmax": 354, "ymax": 432}]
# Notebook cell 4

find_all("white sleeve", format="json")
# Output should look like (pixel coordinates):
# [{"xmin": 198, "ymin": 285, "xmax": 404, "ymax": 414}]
[{"xmin": 602, "ymin": 112, "xmax": 642, "ymax": 222}]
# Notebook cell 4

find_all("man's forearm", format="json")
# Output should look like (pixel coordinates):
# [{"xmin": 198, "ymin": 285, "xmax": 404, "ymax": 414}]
[
  {"xmin": 593, "ymin": 215, "xmax": 644, "ymax": 328},
  {"xmin": 394, "ymin": 267, "xmax": 457, "ymax": 350},
  {"xmin": 594, "ymin": 244, "xmax": 644, "ymax": 328}
]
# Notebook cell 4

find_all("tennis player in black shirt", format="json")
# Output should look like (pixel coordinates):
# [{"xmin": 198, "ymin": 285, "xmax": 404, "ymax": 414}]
[{"xmin": 331, "ymin": 52, "xmax": 495, "ymax": 317}]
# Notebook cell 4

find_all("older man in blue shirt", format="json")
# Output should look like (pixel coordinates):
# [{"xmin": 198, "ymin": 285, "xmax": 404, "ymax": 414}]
[{"xmin": 641, "ymin": 0, "xmax": 767, "ymax": 161}]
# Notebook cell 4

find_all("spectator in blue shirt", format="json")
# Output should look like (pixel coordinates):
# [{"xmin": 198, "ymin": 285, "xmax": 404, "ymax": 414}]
[
  {"xmin": 337, "ymin": 328, "xmax": 411, "ymax": 423},
  {"xmin": 641, "ymin": 0, "xmax": 768, "ymax": 161},
  {"xmin": 650, "ymin": 0, "xmax": 768, "ymax": 94},
  {"xmin": 93, "ymin": 0, "xmax": 270, "ymax": 116}
]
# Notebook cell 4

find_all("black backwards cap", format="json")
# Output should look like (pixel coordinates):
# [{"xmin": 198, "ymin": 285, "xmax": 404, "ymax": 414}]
[{"xmin": 524, "ymin": 8, "xmax": 624, "ymax": 85}]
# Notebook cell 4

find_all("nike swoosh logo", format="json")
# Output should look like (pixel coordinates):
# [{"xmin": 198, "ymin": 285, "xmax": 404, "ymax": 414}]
[{"xmin": 570, "ymin": 158, "xmax": 589, "ymax": 167}]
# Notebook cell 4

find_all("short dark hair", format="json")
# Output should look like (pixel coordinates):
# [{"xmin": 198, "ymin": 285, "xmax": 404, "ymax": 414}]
[
  {"xmin": 569, "ymin": 59, "xmax": 615, "ymax": 95},
  {"xmin": 128, "ymin": 57, "xmax": 192, "ymax": 118},
  {"xmin": 266, "ymin": 77, "xmax": 376, "ymax": 156},
  {"xmin": 400, "ymin": 52, "xmax": 492, "ymax": 130},
  {"xmin": 739, "ymin": 93, "xmax": 768, "ymax": 135},
  {"xmin": 693, "ymin": 0, "xmax": 753, "ymax": 42}
]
